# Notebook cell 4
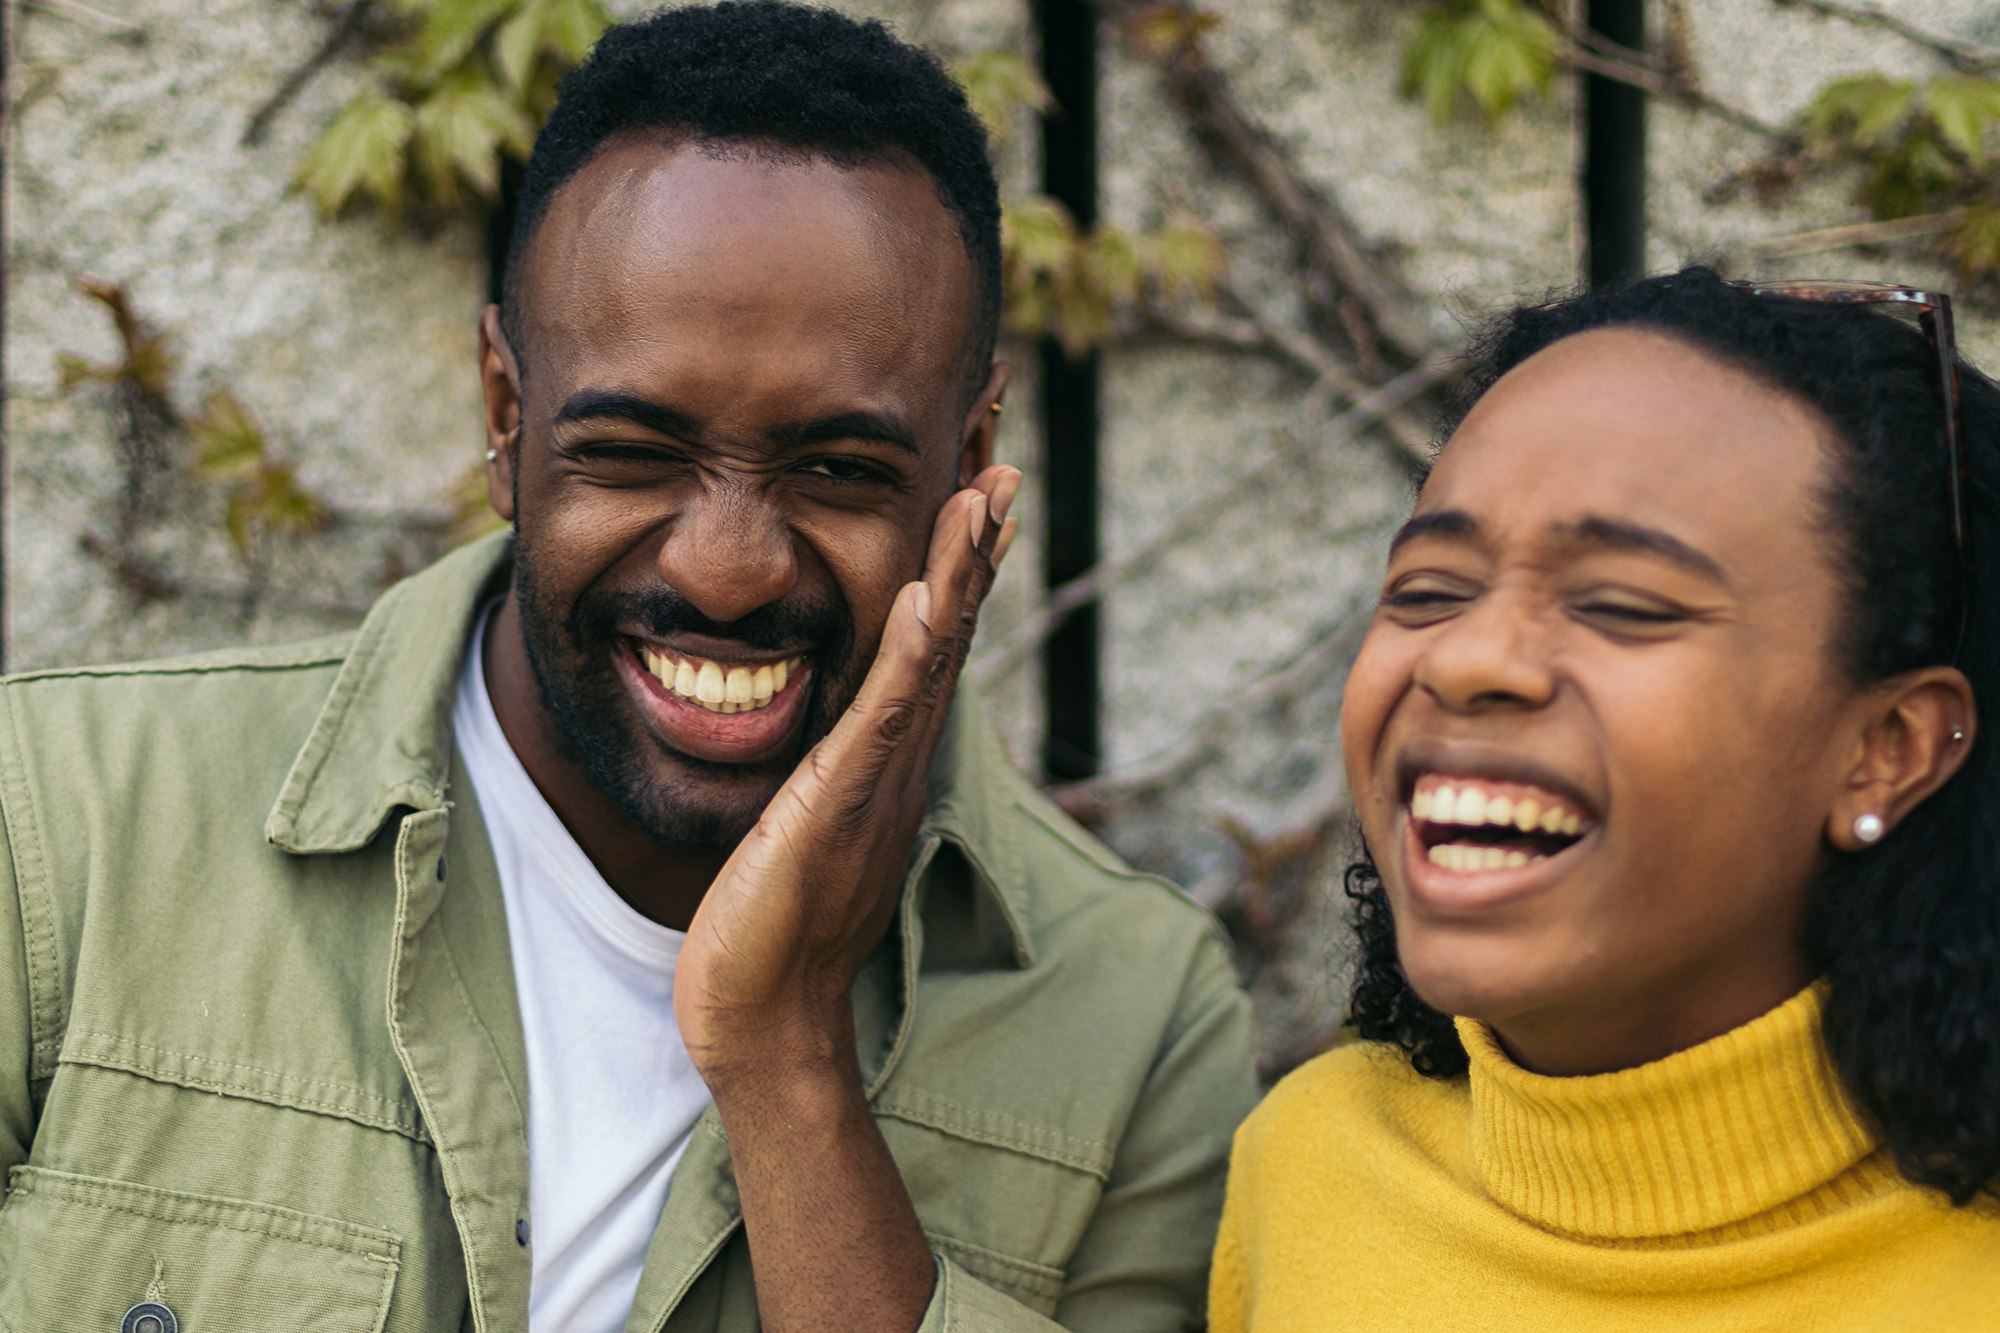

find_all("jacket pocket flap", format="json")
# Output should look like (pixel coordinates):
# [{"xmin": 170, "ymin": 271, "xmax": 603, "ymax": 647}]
[{"xmin": 0, "ymin": 1167, "xmax": 400, "ymax": 1333}]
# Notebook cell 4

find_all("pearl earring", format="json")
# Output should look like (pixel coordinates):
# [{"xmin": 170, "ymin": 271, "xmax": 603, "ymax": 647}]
[
  {"xmin": 1952, "ymin": 727, "xmax": 1966, "ymax": 742},
  {"xmin": 1853, "ymin": 813, "xmax": 1886, "ymax": 845}
]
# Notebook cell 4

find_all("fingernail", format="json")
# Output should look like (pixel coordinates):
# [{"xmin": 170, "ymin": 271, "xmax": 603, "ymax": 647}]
[
  {"xmin": 913, "ymin": 581, "xmax": 934, "ymax": 629},
  {"xmin": 968, "ymin": 494, "xmax": 988, "ymax": 547},
  {"xmin": 991, "ymin": 468, "xmax": 1022, "ymax": 525},
  {"xmin": 992, "ymin": 514, "xmax": 1018, "ymax": 566}
]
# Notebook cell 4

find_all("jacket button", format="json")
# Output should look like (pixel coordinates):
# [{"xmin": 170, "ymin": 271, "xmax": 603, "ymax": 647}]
[
  {"xmin": 122, "ymin": 1303, "xmax": 178, "ymax": 1333},
  {"xmin": 435, "ymin": 855, "xmax": 447, "ymax": 881},
  {"xmin": 516, "ymin": 1216, "xmax": 531, "ymax": 1246}
]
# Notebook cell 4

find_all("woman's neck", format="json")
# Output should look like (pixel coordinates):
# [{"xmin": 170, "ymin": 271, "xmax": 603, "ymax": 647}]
[{"xmin": 1488, "ymin": 949, "xmax": 1814, "ymax": 1076}]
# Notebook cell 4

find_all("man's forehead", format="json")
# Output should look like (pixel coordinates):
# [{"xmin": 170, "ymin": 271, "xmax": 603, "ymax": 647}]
[{"xmin": 528, "ymin": 136, "xmax": 968, "ymax": 303}]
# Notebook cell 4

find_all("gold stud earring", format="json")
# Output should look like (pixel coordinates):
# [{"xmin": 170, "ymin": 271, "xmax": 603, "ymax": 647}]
[{"xmin": 990, "ymin": 402, "xmax": 1004, "ymax": 415}]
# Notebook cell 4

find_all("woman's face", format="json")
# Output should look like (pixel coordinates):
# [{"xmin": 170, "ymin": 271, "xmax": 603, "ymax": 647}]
[{"xmin": 1341, "ymin": 326, "xmax": 1873, "ymax": 1075}]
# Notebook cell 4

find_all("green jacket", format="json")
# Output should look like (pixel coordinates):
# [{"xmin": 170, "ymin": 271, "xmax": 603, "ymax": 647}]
[{"xmin": 0, "ymin": 535, "xmax": 1257, "ymax": 1333}]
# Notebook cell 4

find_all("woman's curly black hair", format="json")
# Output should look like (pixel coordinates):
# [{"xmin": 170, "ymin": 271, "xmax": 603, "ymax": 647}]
[{"xmin": 1347, "ymin": 264, "xmax": 2000, "ymax": 1205}]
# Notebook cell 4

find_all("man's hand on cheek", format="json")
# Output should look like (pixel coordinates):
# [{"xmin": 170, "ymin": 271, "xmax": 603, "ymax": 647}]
[
  {"xmin": 674, "ymin": 462, "xmax": 1018, "ymax": 1082},
  {"xmin": 670, "ymin": 463, "xmax": 1018, "ymax": 1332}
]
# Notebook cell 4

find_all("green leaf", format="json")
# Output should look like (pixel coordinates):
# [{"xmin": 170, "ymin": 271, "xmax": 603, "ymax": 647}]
[
  {"xmin": 294, "ymin": 91, "xmax": 416, "ymax": 216},
  {"xmin": 1946, "ymin": 202, "xmax": 2000, "ymax": 281},
  {"xmin": 1051, "ymin": 271, "xmax": 1114, "ymax": 359},
  {"xmin": 1125, "ymin": 4, "xmax": 1223, "ymax": 60},
  {"xmin": 412, "ymin": 71, "xmax": 536, "ymax": 205},
  {"xmin": 492, "ymin": 0, "xmax": 605, "ymax": 90},
  {"xmin": 494, "ymin": 2, "xmax": 546, "ymax": 91},
  {"xmin": 255, "ymin": 463, "xmax": 333, "ymax": 540},
  {"xmin": 1140, "ymin": 220, "xmax": 1224, "ymax": 301},
  {"xmin": 1084, "ymin": 226, "xmax": 1144, "ymax": 304},
  {"xmin": 953, "ymin": 50, "xmax": 1053, "ymax": 144},
  {"xmin": 189, "ymin": 390, "xmax": 267, "ymax": 480},
  {"xmin": 537, "ymin": 0, "xmax": 607, "ymax": 62},
  {"xmin": 1401, "ymin": 0, "xmax": 1555, "ymax": 123},
  {"xmin": 54, "ymin": 353, "xmax": 111, "ymax": 394},
  {"xmin": 1925, "ymin": 74, "xmax": 2000, "ymax": 163},
  {"xmin": 407, "ymin": 0, "xmax": 515, "ymax": 86},
  {"xmin": 1802, "ymin": 73, "xmax": 1915, "ymax": 149},
  {"xmin": 1003, "ymin": 197, "xmax": 1081, "ymax": 281},
  {"xmin": 1860, "ymin": 126, "xmax": 1960, "ymax": 218}
]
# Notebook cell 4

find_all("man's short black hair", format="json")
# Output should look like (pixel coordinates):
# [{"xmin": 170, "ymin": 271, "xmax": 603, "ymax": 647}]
[{"xmin": 502, "ymin": 1, "xmax": 1002, "ymax": 404}]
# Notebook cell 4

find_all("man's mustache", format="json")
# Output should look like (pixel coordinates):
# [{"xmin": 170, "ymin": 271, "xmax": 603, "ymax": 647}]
[{"xmin": 572, "ymin": 585, "xmax": 850, "ymax": 657}]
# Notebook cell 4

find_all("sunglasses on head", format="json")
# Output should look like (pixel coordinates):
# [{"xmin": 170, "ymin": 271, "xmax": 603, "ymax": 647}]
[{"xmin": 1729, "ymin": 277, "xmax": 1969, "ymax": 660}]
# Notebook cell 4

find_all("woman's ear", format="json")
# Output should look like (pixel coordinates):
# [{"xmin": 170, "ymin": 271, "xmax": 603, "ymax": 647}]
[
  {"xmin": 1827, "ymin": 666, "xmax": 1977, "ymax": 851},
  {"xmin": 479, "ymin": 305, "xmax": 523, "ymax": 521}
]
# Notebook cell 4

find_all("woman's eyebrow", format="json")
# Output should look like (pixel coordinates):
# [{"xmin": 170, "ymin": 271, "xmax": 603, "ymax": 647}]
[{"xmin": 1555, "ymin": 515, "xmax": 1727, "ymax": 583}]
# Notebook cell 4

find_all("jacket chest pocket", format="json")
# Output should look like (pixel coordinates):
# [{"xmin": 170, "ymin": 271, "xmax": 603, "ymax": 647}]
[{"xmin": 0, "ymin": 1167, "xmax": 400, "ymax": 1333}]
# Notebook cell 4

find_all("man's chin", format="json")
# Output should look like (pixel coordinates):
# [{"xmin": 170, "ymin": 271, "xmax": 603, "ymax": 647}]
[{"xmin": 612, "ymin": 754, "xmax": 795, "ymax": 852}]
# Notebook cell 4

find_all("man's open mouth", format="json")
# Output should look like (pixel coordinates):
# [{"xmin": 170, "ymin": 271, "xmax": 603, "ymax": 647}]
[
  {"xmin": 633, "ymin": 641, "xmax": 805, "ymax": 715},
  {"xmin": 1408, "ymin": 773, "xmax": 1595, "ymax": 872}
]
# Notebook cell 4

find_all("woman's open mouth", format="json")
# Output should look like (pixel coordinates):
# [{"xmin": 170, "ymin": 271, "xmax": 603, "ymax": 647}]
[
  {"xmin": 1401, "ymin": 772, "xmax": 1597, "ymax": 909},
  {"xmin": 1411, "ymin": 773, "xmax": 1592, "ymax": 869}
]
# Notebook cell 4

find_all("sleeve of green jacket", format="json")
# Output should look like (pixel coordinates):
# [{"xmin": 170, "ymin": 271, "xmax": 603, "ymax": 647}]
[
  {"xmin": 0, "ymin": 812, "xmax": 33, "ymax": 1188},
  {"xmin": 916, "ymin": 929, "xmax": 1259, "ymax": 1331}
]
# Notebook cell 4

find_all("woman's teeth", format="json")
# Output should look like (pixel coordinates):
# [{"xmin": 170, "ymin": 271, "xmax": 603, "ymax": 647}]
[
  {"xmin": 639, "ymin": 645, "xmax": 800, "ymax": 715},
  {"xmin": 1409, "ymin": 774, "xmax": 1593, "ymax": 871}
]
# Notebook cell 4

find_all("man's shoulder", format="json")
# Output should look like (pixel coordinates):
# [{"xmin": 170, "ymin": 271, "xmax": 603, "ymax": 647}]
[
  {"xmin": 3, "ymin": 632, "xmax": 354, "ymax": 691},
  {"xmin": 0, "ymin": 632, "xmax": 357, "ymax": 781}
]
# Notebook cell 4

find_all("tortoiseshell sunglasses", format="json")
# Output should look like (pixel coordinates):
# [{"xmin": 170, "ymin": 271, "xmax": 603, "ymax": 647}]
[{"xmin": 1730, "ymin": 278, "xmax": 1969, "ymax": 655}]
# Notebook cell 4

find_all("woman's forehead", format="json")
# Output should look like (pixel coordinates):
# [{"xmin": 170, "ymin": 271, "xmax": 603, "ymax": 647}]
[{"xmin": 1419, "ymin": 327, "xmax": 1835, "ymax": 559}]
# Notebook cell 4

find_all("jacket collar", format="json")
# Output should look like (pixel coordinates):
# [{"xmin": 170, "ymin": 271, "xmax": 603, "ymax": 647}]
[{"xmin": 264, "ymin": 531, "xmax": 1034, "ymax": 969}]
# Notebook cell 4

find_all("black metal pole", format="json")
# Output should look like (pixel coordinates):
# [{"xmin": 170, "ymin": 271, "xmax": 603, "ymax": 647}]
[
  {"xmin": 1032, "ymin": 0, "xmax": 1101, "ymax": 781},
  {"xmin": 1584, "ymin": 0, "xmax": 1647, "ymax": 290}
]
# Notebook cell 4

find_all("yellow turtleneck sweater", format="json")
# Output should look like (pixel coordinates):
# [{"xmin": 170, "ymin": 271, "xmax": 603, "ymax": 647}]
[{"xmin": 1210, "ymin": 986, "xmax": 2000, "ymax": 1331}]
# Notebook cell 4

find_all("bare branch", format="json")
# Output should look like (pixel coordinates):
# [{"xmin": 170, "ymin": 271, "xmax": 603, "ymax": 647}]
[
  {"xmin": 242, "ymin": 0, "xmax": 379, "ymax": 147},
  {"xmin": 970, "ymin": 360, "xmax": 1445, "ymax": 688},
  {"xmin": 1558, "ymin": 28, "xmax": 1790, "ymax": 141},
  {"xmin": 1772, "ymin": 0, "xmax": 2000, "ymax": 73},
  {"xmin": 1746, "ymin": 208, "xmax": 1964, "ymax": 258},
  {"xmin": 1049, "ymin": 598, "xmax": 1373, "ymax": 821},
  {"xmin": 23, "ymin": 0, "xmax": 145, "ymax": 38},
  {"xmin": 1145, "ymin": 282, "xmax": 1437, "ymax": 456},
  {"xmin": 1090, "ymin": 0, "xmax": 1439, "ymax": 372}
]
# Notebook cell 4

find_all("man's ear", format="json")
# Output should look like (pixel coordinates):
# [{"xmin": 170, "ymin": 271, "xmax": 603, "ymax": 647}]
[
  {"xmin": 957, "ymin": 361, "xmax": 1012, "ymax": 487},
  {"xmin": 1827, "ymin": 666, "xmax": 1978, "ymax": 850},
  {"xmin": 479, "ymin": 305, "xmax": 523, "ymax": 522}
]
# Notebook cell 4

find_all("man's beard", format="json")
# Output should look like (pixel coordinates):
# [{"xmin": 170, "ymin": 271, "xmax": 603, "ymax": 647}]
[{"xmin": 512, "ymin": 536, "xmax": 859, "ymax": 851}]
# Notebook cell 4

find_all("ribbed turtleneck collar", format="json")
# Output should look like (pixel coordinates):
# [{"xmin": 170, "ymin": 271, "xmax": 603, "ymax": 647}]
[{"xmin": 1457, "ymin": 984, "xmax": 1879, "ymax": 1239}]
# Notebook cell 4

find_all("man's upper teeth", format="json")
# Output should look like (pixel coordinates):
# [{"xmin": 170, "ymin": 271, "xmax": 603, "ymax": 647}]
[
  {"xmin": 1410, "ymin": 776, "xmax": 1588, "ymax": 837},
  {"xmin": 641, "ymin": 646, "xmax": 797, "ymax": 714}
]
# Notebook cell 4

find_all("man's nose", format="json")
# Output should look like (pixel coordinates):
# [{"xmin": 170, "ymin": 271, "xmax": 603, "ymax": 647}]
[
  {"xmin": 1411, "ymin": 594, "xmax": 1557, "ymax": 714},
  {"xmin": 655, "ymin": 484, "xmax": 800, "ymax": 625}
]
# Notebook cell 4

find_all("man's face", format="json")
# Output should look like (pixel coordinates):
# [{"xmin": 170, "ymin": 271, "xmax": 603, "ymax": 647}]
[{"xmin": 494, "ymin": 137, "xmax": 987, "ymax": 849}]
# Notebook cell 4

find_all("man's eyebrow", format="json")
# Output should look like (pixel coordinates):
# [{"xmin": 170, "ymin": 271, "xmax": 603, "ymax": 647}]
[
  {"xmin": 549, "ymin": 393, "xmax": 921, "ymax": 458},
  {"xmin": 552, "ymin": 390, "xmax": 703, "ymax": 441},
  {"xmin": 1390, "ymin": 508, "xmax": 1479, "ymax": 554},
  {"xmin": 771, "ymin": 411, "xmax": 921, "ymax": 457},
  {"xmin": 1557, "ymin": 515, "xmax": 1727, "ymax": 582}
]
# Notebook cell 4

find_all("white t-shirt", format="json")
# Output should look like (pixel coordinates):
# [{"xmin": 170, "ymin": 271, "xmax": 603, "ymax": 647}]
[{"xmin": 452, "ymin": 609, "xmax": 714, "ymax": 1333}]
